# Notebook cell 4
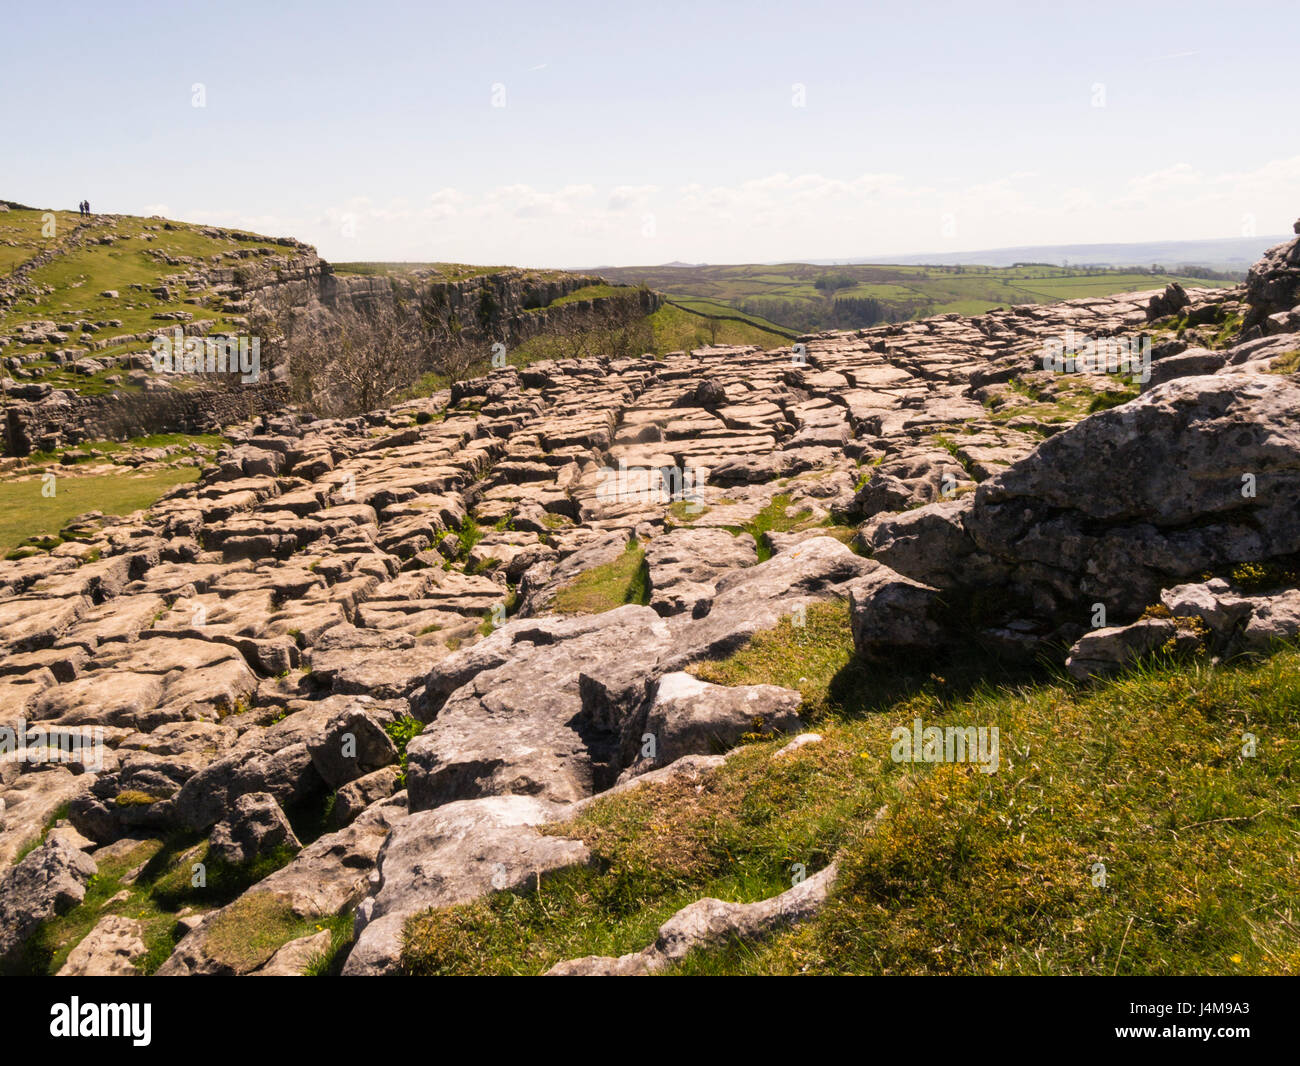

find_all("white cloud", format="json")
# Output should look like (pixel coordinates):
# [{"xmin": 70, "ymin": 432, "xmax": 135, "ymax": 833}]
[{"xmin": 144, "ymin": 155, "xmax": 1300, "ymax": 266}]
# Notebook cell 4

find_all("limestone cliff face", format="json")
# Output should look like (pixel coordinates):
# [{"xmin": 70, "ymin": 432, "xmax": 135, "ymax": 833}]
[{"xmin": 247, "ymin": 257, "xmax": 660, "ymax": 352}]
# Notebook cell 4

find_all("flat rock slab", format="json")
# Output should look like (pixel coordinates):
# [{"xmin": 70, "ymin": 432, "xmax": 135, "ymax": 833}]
[{"xmin": 344, "ymin": 794, "xmax": 590, "ymax": 976}]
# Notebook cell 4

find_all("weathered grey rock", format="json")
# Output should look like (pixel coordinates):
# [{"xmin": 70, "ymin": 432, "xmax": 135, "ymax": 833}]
[
  {"xmin": 627, "ymin": 672, "xmax": 803, "ymax": 775},
  {"xmin": 344, "ymin": 794, "xmax": 590, "ymax": 975},
  {"xmin": 208, "ymin": 791, "xmax": 301, "ymax": 865},
  {"xmin": 1147, "ymin": 281, "xmax": 1190, "ymax": 320},
  {"xmin": 871, "ymin": 373, "xmax": 1300, "ymax": 652},
  {"xmin": 861, "ymin": 498, "xmax": 984, "ymax": 588},
  {"xmin": 0, "ymin": 766, "xmax": 93, "ymax": 866},
  {"xmin": 1065, "ymin": 618, "xmax": 1189, "ymax": 679},
  {"xmin": 773, "ymin": 733, "xmax": 823, "ymax": 759},
  {"xmin": 1141, "ymin": 347, "xmax": 1227, "ymax": 391},
  {"xmin": 1244, "ymin": 233, "xmax": 1300, "ymax": 329},
  {"xmin": 328, "ymin": 766, "xmax": 401, "ymax": 828},
  {"xmin": 667, "ymin": 536, "xmax": 874, "ymax": 667},
  {"xmin": 408, "ymin": 606, "xmax": 677, "ymax": 807},
  {"xmin": 173, "ymin": 742, "xmax": 323, "ymax": 831},
  {"xmin": 1159, "ymin": 580, "xmax": 1251, "ymax": 634},
  {"xmin": 644, "ymin": 528, "xmax": 757, "ymax": 617},
  {"xmin": 56, "ymin": 915, "xmax": 145, "ymax": 976},
  {"xmin": 849, "ymin": 562, "xmax": 951, "ymax": 659},
  {"xmin": 571, "ymin": 753, "xmax": 729, "ymax": 814},
  {"xmin": 307, "ymin": 625, "xmax": 430, "ymax": 699},
  {"xmin": 4, "ymin": 247, "xmax": 1293, "ymax": 984},
  {"xmin": 0, "ymin": 837, "xmax": 97, "ymax": 966},
  {"xmin": 306, "ymin": 708, "xmax": 399, "ymax": 789}
]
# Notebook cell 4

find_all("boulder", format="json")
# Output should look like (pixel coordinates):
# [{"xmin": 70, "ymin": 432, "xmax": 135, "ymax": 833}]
[
  {"xmin": 1065, "ymin": 618, "xmax": 1193, "ymax": 680},
  {"xmin": 306, "ymin": 708, "xmax": 399, "ymax": 789},
  {"xmin": 628, "ymin": 672, "xmax": 803, "ymax": 774},
  {"xmin": 173, "ymin": 742, "xmax": 323, "ymax": 831},
  {"xmin": 327, "ymin": 766, "xmax": 402, "ymax": 829},
  {"xmin": 208, "ymin": 791, "xmax": 301, "ymax": 865},
  {"xmin": 1244, "ymin": 233, "xmax": 1300, "ymax": 329},
  {"xmin": 849, "ymin": 562, "xmax": 952, "ymax": 659},
  {"xmin": 0, "ymin": 837, "xmax": 97, "ymax": 966},
  {"xmin": 1146, "ymin": 281, "xmax": 1190, "ymax": 320}
]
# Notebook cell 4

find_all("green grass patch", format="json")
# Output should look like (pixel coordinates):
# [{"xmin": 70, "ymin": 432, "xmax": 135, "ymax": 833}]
[
  {"xmin": 551, "ymin": 541, "xmax": 650, "ymax": 614},
  {"xmin": 454, "ymin": 515, "xmax": 483, "ymax": 559},
  {"xmin": 0, "ymin": 466, "xmax": 199, "ymax": 556},
  {"xmin": 384, "ymin": 716, "xmax": 425, "ymax": 786},
  {"xmin": 729, "ymin": 493, "xmax": 815, "ymax": 561},
  {"xmin": 202, "ymin": 892, "xmax": 350, "ymax": 974},
  {"xmin": 539, "ymin": 283, "xmax": 635, "ymax": 309},
  {"xmin": 648, "ymin": 303, "xmax": 789, "ymax": 353},
  {"xmin": 1269, "ymin": 350, "xmax": 1300, "ymax": 375},
  {"xmin": 668, "ymin": 499, "xmax": 710, "ymax": 523},
  {"xmin": 598, "ymin": 261, "xmax": 1236, "ymax": 333},
  {"xmin": 398, "ymin": 599, "xmax": 1300, "ymax": 976}
]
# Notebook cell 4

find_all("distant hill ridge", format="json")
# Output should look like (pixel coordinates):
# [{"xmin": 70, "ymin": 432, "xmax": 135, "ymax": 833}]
[{"xmin": 821, "ymin": 234, "xmax": 1288, "ymax": 272}]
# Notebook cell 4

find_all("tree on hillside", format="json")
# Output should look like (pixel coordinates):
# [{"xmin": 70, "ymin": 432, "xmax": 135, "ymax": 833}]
[
  {"xmin": 284, "ymin": 301, "xmax": 417, "ymax": 416},
  {"xmin": 814, "ymin": 272, "xmax": 856, "ymax": 294}
]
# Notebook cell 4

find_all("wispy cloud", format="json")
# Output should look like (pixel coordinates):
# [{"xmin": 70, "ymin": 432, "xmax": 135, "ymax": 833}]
[{"xmin": 161, "ymin": 155, "xmax": 1300, "ymax": 266}]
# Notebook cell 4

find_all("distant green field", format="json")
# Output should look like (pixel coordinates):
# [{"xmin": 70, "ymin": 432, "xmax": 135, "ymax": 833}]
[
  {"xmin": 492, "ymin": 301, "xmax": 790, "ymax": 375},
  {"xmin": 601, "ymin": 261, "xmax": 1237, "ymax": 332},
  {"xmin": 542, "ymin": 283, "xmax": 632, "ymax": 308}
]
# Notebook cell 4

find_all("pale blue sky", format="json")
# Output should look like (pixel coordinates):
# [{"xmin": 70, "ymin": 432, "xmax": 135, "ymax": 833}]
[{"xmin": 2, "ymin": 0, "xmax": 1296, "ymax": 265}]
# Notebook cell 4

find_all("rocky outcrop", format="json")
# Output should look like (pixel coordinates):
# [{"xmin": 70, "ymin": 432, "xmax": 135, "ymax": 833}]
[
  {"xmin": 56, "ymin": 915, "xmax": 146, "ymax": 976},
  {"xmin": 344, "ymin": 794, "xmax": 590, "ymax": 976},
  {"xmin": 3, "ymin": 383, "xmax": 290, "ymax": 457},
  {"xmin": 855, "ymin": 372, "xmax": 1300, "ymax": 660},
  {"xmin": 1065, "ymin": 579, "xmax": 1300, "ymax": 679},
  {"xmin": 208, "ymin": 791, "xmax": 301, "ymax": 866},
  {"xmin": 1243, "ymin": 221, "xmax": 1300, "ymax": 330}
]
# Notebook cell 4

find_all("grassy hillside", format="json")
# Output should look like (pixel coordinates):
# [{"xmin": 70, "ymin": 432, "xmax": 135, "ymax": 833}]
[
  {"xmin": 401, "ymin": 602, "xmax": 1300, "ymax": 976},
  {"xmin": 600, "ymin": 261, "xmax": 1238, "ymax": 332},
  {"xmin": 0, "ymin": 206, "xmax": 308, "ymax": 396}
]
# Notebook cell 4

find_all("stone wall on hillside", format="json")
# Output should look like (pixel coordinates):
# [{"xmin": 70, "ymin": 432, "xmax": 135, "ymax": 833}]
[{"xmin": 2, "ymin": 383, "xmax": 290, "ymax": 455}]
